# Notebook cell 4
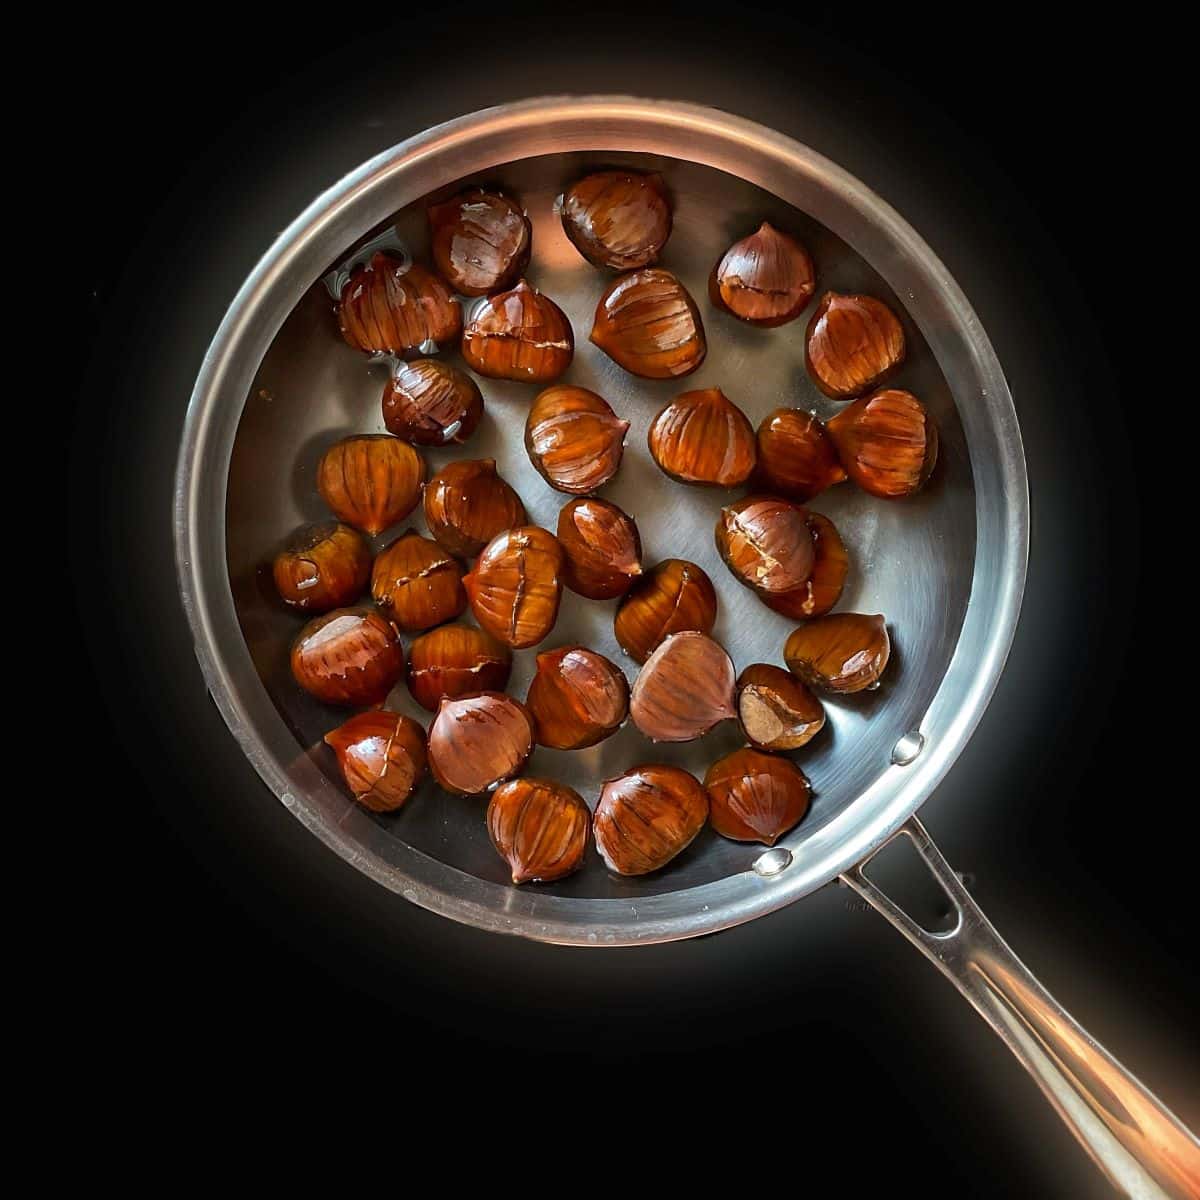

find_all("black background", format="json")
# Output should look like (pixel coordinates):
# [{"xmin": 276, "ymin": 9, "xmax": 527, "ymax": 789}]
[{"xmin": 71, "ymin": 10, "xmax": 1192, "ymax": 1193}]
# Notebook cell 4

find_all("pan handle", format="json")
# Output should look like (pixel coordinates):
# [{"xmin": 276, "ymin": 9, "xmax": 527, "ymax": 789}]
[{"xmin": 840, "ymin": 816, "xmax": 1200, "ymax": 1199}]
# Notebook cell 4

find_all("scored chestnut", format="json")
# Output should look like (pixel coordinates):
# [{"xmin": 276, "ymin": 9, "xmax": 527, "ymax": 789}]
[
  {"xmin": 290, "ymin": 607, "xmax": 403, "ymax": 707},
  {"xmin": 559, "ymin": 169, "xmax": 672, "ymax": 271},
  {"xmin": 735, "ymin": 664, "xmax": 825, "ymax": 751},
  {"xmin": 317, "ymin": 435, "xmax": 425, "ymax": 537},
  {"xmin": 406, "ymin": 624, "xmax": 512, "ymax": 712},
  {"xmin": 556, "ymin": 497, "xmax": 642, "ymax": 600},
  {"xmin": 826, "ymin": 388, "xmax": 939, "ymax": 499},
  {"xmin": 593, "ymin": 764, "xmax": 708, "ymax": 876},
  {"xmin": 614, "ymin": 558, "xmax": 717, "ymax": 663},
  {"xmin": 338, "ymin": 253, "xmax": 461, "ymax": 356},
  {"xmin": 630, "ymin": 631, "xmax": 736, "ymax": 743},
  {"xmin": 382, "ymin": 359, "xmax": 483, "ymax": 446},
  {"xmin": 526, "ymin": 645, "xmax": 630, "ymax": 750},
  {"xmin": 715, "ymin": 496, "xmax": 814, "ymax": 595},
  {"xmin": 463, "ymin": 526, "xmax": 564, "ymax": 649},
  {"xmin": 784, "ymin": 613, "xmax": 891, "ymax": 694},
  {"xmin": 370, "ymin": 530, "xmax": 466, "ymax": 633},
  {"xmin": 762, "ymin": 511, "xmax": 849, "ymax": 620},
  {"xmin": 324, "ymin": 710, "xmax": 427, "ymax": 813},
  {"xmin": 427, "ymin": 188, "xmax": 531, "ymax": 296},
  {"xmin": 648, "ymin": 387, "xmax": 757, "ymax": 488},
  {"xmin": 461, "ymin": 280, "xmax": 573, "ymax": 382},
  {"xmin": 805, "ymin": 290, "xmax": 905, "ymax": 399},
  {"xmin": 427, "ymin": 691, "xmax": 534, "ymax": 795},
  {"xmin": 704, "ymin": 748, "xmax": 811, "ymax": 846},
  {"xmin": 423, "ymin": 459, "xmax": 526, "ymax": 558},
  {"xmin": 525, "ymin": 386, "xmax": 628, "ymax": 494},
  {"xmin": 755, "ymin": 408, "xmax": 846, "ymax": 502},
  {"xmin": 590, "ymin": 268, "xmax": 706, "ymax": 378},
  {"xmin": 709, "ymin": 222, "xmax": 815, "ymax": 327},
  {"xmin": 272, "ymin": 521, "xmax": 371, "ymax": 613},
  {"xmin": 487, "ymin": 777, "xmax": 590, "ymax": 885}
]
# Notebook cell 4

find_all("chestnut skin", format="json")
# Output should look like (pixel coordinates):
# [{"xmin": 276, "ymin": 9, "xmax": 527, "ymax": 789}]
[
  {"xmin": 525, "ymin": 386, "xmax": 628, "ymax": 495},
  {"xmin": 805, "ymin": 291, "xmax": 905, "ymax": 400},
  {"xmin": 704, "ymin": 748, "xmax": 811, "ymax": 845},
  {"xmin": 463, "ymin": 526, "xmax": 564, "ymax": 650},
  {"xmin": 754, "ymin": 408, "xmax": 847, "ymax": 502},
  {"xmin": 406, "ymin": 624, "xmax": 512, "ymax": 713},
  {"xmin": 338, "ymin": 253, "xmax": 461, "ymax": 357},
  {"xmin": 317, "ymin": 435, "xmax": 425, "ymax": 537},
  {"xmin": 648, "ymin": 387, "xmax": 757, "ymax": 488},
  {"xmin": 370, "ymin": 530, "xmax": 466, "ymax": 633},
  {"xmin": 709, "ymin": 222, "xmax": 815, "ymax": 327},
  {"xmin": 428, "ymin": 188, "xmax": 531, "ymax": 296},
  {"xmin": 559, "ymin": 170, "xmax": 672, "ymax": 270},
  {"xmin": 290, "ymin": 607, "xmax": 403, "ymax": 707},
  {"xmin": 784, "ymin": 613, "xmax": 891, "ymax": 694},
  {"xmin": 715, "ymin": 495, "xmax": 815, "ymax": 595},
  {"xmin": 273, "ymin": 521, "xmax": 371, "ymax": 613},
  {"xmin": 826, "ymin": 388, "xmax": 939, "ymax": 499},
  {"xmin": 526, "ymin": 645, "xmax": 630, "ymax": 750},
  {"xmin": 614, "ymin": 558, "xmax": 717, "ymax": 663},
  {"xmin": 735, "ymin": 664, "xmax": 825, "ymax": 751},
  {"xmin": 423, "ymin": 459, "xmax": 526, "ymax": 559},
  {"xmin": 590, "ymin": 268, "xmax": 706, "ymax": 379},
  {"xmin": 382, "ymin": 359, "xmax": 483, "ymax": 447},
  {"xmin": 557, "ymin": 497, "xmax": 643, "ymax": 600},
  {"xmin": 427, "ymin": 691, "xmax": 534, "ymax": 796},
  {"xmin": 324, "ymin": 710, "xmax": 427, "ymax": 813},
  {"xmin": 762, "ymin": 511, "xmax": 850, "ymax": 621},
  {"xmin": 461, "ymin": 280, "xmax": 573, "ymax": 383},
  {"xmin": 594, "ymin": 764, "xmax": 709, "ymax": 876},
  {"xmin": 487, "ymin": 777, "xmax": 590, "ymax": 884},
  {"xmin": 630, "ymin": 631, "xmax": 737, "ymax": 743}
]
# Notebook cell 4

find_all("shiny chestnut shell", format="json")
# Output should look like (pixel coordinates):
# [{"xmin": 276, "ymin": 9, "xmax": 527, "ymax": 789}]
[
  {"xmin": 755, "ymin": 408, "xmax": 847, "ymax": 501},
  {"xmin": 559, "ymin": 170, "xmax": 672, "ymax": 271},
  {"xmin": 525, "ymin": 386, "xmax": 628, "ymax": 495},
  {"xmin": 463, "ymin": 526, "xmax": 564, "ymax": 649},
  {"xmin": 423, "ymin": 459, "xmax": 526, "ymax": 558},
  {"xmin": 648, "ymin": 388, "xmax": 756, "ymax": 488},
  {"xmin": 290, "ymin": 607, "xmax": 403, "ymax": 707},
  {"xmin": 735, "ymin": 664, "xmax": 825, "ymax": 751},
  {"xmin": 762, "ymin": 512, "xmax": 850, "ymax": 620},
  {"xmin": 805, "ymin": 291, "xmax": 905, "ymax": 399},
  {"xmin": 630, "ymin": 631, "xmax": 737, "ymax": 743},
  {"xmin": 526, "ymin": 645, "xmax": 630, "ymax": 750},
  {"xmin": 381, "ymin": 359, "xmax": 483, "ymax": 446},
  {"xmin": 323, "ymin": 710, "xmax": 427, "ymax": 813},
  {"xmin": 556, "ymin": 497, "xmax": 643, "ymax": 600},
  {"xmin": 316, "ymin": 435, "xmax": 424, "ymax": 537},
  {"xmin": 709, "ymin": 222, "xmax": 815, "ymax": 327},
  {"xmin": 715, "ymin": 495, "xmax": 815, "ymax": 595},
  {"xmin": 337, "ymin": 253, "xmax": 461, "ymax": 356},
  {"xmin": 461, "ymin": 280, "xmax": 573, "ymax": 382},
  {"xmin": 427, "ymin": 691, "xmax": 534, "ymax": 795},
  {"xmin": 590, "ymin": 269, "xmax": 706, "ymax": 379},
  {"xmin": 272, "ymin": 521, "xmax": 371, "ymax": 613},
  {"xmin": 487, "ymin": 778, "xmax": 590, "ymax": 884},
  {"xmin": 406, "ymin": 624, "xmax": 512, "ymax": 712},
  {"xmin": 427, "ymin": 189, "xmax": 531, "ymax": 296},
  {"xmin": 704, "ymin": 748, "xmax": 811, "ymax": 845},
  {"xmin": 784, "ymin": 613, "xmax": 891, "ymax": 694},
  {"xmin": 826, "ymin": 388, "xmax": 939, "ymax": 499},
  {"xmin": 370, "ymin": 530, "xmax": 466, "ymax": 633},
  {"xmin": 593, "ymin": 764, "xmax": 708, "ymax": 876},
  {"xmin": 614, "ymin": 558, "xmax": 717, "ymax": 663}
]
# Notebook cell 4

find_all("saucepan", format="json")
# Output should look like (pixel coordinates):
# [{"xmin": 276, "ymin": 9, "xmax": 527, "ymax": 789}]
[{"xmin": 173, "ymin": 97, "xmax": 1198, "ymax": 1197}]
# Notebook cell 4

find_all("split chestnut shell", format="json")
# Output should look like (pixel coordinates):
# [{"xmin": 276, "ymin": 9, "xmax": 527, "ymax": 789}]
[
  {"xmin": 405, "ymin": 624, "xmax": 512, "ymax": 712},
  {"xmin": 337, "ymin": 253, "xmax": 461, "ymax": 356},
  {"xmin": 594, "ymin": 764, "xmax": 709, "ymax": 876},
  {"xmin": 614, "ymin": 558, "xmax": 717, "ymax": 663},
  {"xmin": 428, "ymin": 188, "xmax": 531, "ymax": 296},
  {"xmin": 487, "ymin": 778, "xmax": 590, "ymax": 884},
  {"xmin": 762, "ymin": 511, "xmax": 849, "ymax": 621},
  {"xmin": 709, "ymin": 222, "xmax": 815, "ymax": 326},
  {"xmin": 525, "ymin": 386, "xmax": 628, "ymax": 495},
  {"xmin": 463, "ymin": 526, "xmax": 564, "ymax": 649},
  {"xmin": 715, "ymin": 496, "xmax": 815, "ymax": 595},
  {"xmin": 461, "ymin": 280, "xmax": 573, "ymax": 382},
  {"xmin": 324, "ymin": 710, "xmax": 427, "ymax": 813},
  {"xmin": 735, "ymin": 664, "xmax": 825, "ymax": 751},
  {"xmin": 370, "ymin": 530, "xmax": 466, "ymax": 633},
  {"xmin": 590, "ymin": 268, "xmax": 706, "ymax": 378}
]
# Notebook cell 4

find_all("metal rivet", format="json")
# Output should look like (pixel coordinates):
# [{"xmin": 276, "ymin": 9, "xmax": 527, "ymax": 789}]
[
  {"xmin": 891, "ymin": 730, "xmax": 925, "ymax": 766},
  {"xmin": 753, "ymin": 847, "xmax": 793, "ymax": 877}
]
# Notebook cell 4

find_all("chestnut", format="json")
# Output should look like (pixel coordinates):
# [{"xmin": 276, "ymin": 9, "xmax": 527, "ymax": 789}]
[
  {"xmin": 648, "ymin": 387, "xmax": 756, "ymax": 488},
  {"xmin": 272, "ymin": 521, "xmax": 371, "ymax": 613},
  {"xmin": 559, "ymin": 170, "xmax": 672, "ymax": 271},
  {"xmin": 630, "ymin": 631, "xmax": 736, "ymax": 743},
  {"xmin": 423, "ymin": 459, "xmax": 526, "ymax": 558},
  {"xmin": 525, "ymin": 386, "xmax": 628, "ymax": 495},
  {"xmin": 704, "ymin": 748, "xmax": 811, "ymax": 845},
  {"xmin": 461, "ymin": 280, "xmax": 573, "ymax": 382},
  {"xmin": 805, "ymin": 290, "xmax": 905, "ymax": 399},
  {"xmin": 323, "ymin": 710, "xmax": 427, "ymax": 813},
  {"xmin": 381, "ymin": 359, "xmax": 483, "ymax": 447},
  {"xmin": 526, "ymin": 645, "xmax": 629, "ymax": 750},
  {"xmin": 593, "ymin": 764, "xmax": 708, "ymax": 876},
  {"xmin": 317, "ymin": 435, "xmax": 425, "ymax": 537},
  {"xmin": 427, "ymin": 691, "xmax": 534, "ymax": 795},
  {"xmin": 709, "ymin": 222, "xmax": 815, "ymax": 327},
  {"xmin": 762, "ymin": 511, "xmax": 849, "ymax": 621},
  {"xmin": 590, "ymin": 268, "xmax": 706, "ymax": 378},
  {"xmin": 784, "ymin": 613, "xmax": 891, "ymax": 694},
  {"xmin": 337, "ymin": 253, "xmax": 461, "ymax": 356},
  {"xmin": 290, "ymin": 607, "xmax": 403, "ymax": 707},
  {"xmin": 735, "ymin": 664, "xmax": 825, "ymax": 751},
  {"xmin": 755, "ymin": 408, "xmax": 846, "ymax": 502},
  {"xmin": 826, "ymin": 388, "xmax": 938, "ymax": 499},
  {"xmin": 556, "ymin": 497, "xmax": 642, "ymax": 600},
  {"xmin": 427, "ymin": 188, "xmax": 531, "ymax": 296},
  {"xmin": 614, "ymin": 558, "xmax": 717, "ymax": 663},
  {"xmin": 463, "ymin": 526, "xmax": 564, "ymax": 649},
  {"xmin": 487, "ymin": 777, "xmax": 590, "ymax": 884},
  {"xmin": 370, "ymin": 530, "xmax": 466, "ymax": 633},
  {"xmin": 715, "ymin": 496, "xmax": 815, "ymax": 596},
  {"xmin": 406, "ymin": 624, "xmax": 512, "ymax": 712}
]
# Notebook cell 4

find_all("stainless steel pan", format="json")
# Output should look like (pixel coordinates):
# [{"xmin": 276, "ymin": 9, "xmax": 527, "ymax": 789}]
[{"xmin": 174, "ymin": 97, "xmax": 1198, "ymax": 1197}]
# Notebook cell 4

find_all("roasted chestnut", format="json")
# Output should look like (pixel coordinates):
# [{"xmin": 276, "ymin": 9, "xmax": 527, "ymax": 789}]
[
  {"xmin": 762, "ymin": 512, "xmax": 849, "ymax": 620},
  {"xmin": 317, "ymin": 435, "xmax": 424, "ymax": 537},
  {"xmin": 370, "ymin": 530, "xmax": 466, "ymax": 633},
  {"xmin": 406, "ymin": 624, "xmax": 512, "ymax": 712},
  {"xmin": 755, "ymin": 408, "xmax": 846, "ymax": 501},
  {"xmin": 487, "ymin": 778, "xmax": 590, "ymax": 884},
  {"xmin": 805, "ymin": 290, "xmax": 905, "ymax": 399},
  {"xmin": 784, "ymin": 613, "xmax": 890, "ymax": 694},
  {"xmin": 526, "ymin": 645, "xmax": 629, "ymax": 750},
  {"xmin": 525, "ymin": 386, "xmax": 628, "ymax": 494},
  {"xmin": 704, "ymin": 748, "xmax": 811, "ymax": 845},
  {"xmin": 593, "ymin": 764, "xmax": 708, "ymax": 876},
  {"xmin": 556, "ymin": 497, "xmax": 642, "ymax": 600},
  {"xmin": 463, "ymin": 526, "xmax": 564, "ymax": 649},
  {"xmin": 614, "ymin": 558, "xmax": 717, "ymax": 663},
  {"xmin": 559, "ymin": 170, "xmax": 672, "ymax": 270},
  {"xmin": 630, "ymin": 631, "xmax": 736, "ymax": 742},
  {"xmin": 427, "ymin": 691, "xmax": 534, "ymax": 795},
  {"xmin": 423, "ymin": 459, "xmax": 526, "ymax": 558},
  {"xmin": 337, "ymin": 253, "xmax": 461, "ymax": 356},
  {"xmin": 290, "ymin": 607, "xmax": 403, "ymax": 707},
  {"xmin": 427, "ymin": 188, "xmax": 531, "ymax": 296},
  {"xmin": 324, "ymin": 710, "xmax": 427, "ymax": 813},
  {"xmin": 826, "ymin": 388, "xmax": 938, "ymax": 498},
  {"xmin": 272, "ymin": 521, "xmax": 371, "ymax": 613},
  {"xmin": 381, "ymin": 359, "xmax": 483, "ymax": 446},
  {"xmin": 735, "ymin": 664, "xmax": 825, "ymax": 751},
  {"xmin": 715, "ymin": 496, "xmax": 814, "ymax": 596},
  {"xmin": 648, "ymin": 387, "xmax": 757, "ymax": 488},
  {"xmin": 590, "ymin": 268, "xmax": 706, "ymax": 378},
  {"xmin": 709, "ymin": 222, "xmax": 815, "ymax": 326},
  {"xmin": 461, "ymin": 280, "xmax": 573, "ymax": 382}
]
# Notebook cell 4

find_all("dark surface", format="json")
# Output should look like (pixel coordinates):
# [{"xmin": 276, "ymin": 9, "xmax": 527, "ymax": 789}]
[{"xmin": 72, "ymin": 11, "xmax": 1191, "ymax": 1192}]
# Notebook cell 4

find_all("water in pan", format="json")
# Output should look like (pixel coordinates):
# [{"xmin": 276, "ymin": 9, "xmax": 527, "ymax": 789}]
[{"xmin": 226, "ymin": 152, "xmax": 975, "ymax": 899}]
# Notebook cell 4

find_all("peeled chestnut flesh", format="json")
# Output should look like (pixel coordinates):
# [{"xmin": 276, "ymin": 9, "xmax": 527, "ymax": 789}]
[
  {"xmin": 406, "ymin": 624, "xmax": 511, "ymax": 712},
  {"xmin": 557, "ymin": 497, "xmax": 642, "ymax": 600},
  {"xmin": 461, "ymin": 280, "xmax": 573, "ymax": 382},
  {"xmin": 428, "ymin": 188, "xmax": 531, "ymax": 296},
  {"xmin": 370, "ymin": 530, "xmax": 466, "ymax": 633},
  {"xmin": 324, "ymin": 710, "xmax": 427, "ymax": 813},
  {"xmin": 290, "ymin": 607, "xmax": 403, "ymax": 707},
  {"xmin": 382, "ymin": 359, "xmax": 483, "ymax": 446},
  {"xmin": 614, "ymin": 558, "xmax": 717, "ymax": 663},
  {"xmin": 715, "ymin": 496, "xmax": 814, "ymax": 594},
  {"xmin": 590, "ymin": 268, "xmax": 706, "ymax": 379},
  {"xmin": 560, "ymin": 170, "xmax": 672, "ymax": 271},
  {"xmin": 704, "ymin": 748, "xmax": 811, "ymax": 846},
  {"xmin": 649, "ymin": 387, "xmax": 756, "ymax": 488},
  {"xmin": 273, "ymin": 521, "xmax": 370, "ymax": 613},
  {"xmin": 762, "ymin": 511, "xmax": 849, "ymax": 620},
  {"xmin": 487, "ymin": 778, "xmax": 590, "ymax": 884},
  {"xmin": 805, "ymin": 291, "xmax": 905, "ymax": 400},
  {"xmin": 317, "ymin": 435, "xmax": 424, "ymax": 537},
  {"xmin": 463, "ymin": 526, "xmax": 564, "ymax": 649},
  {"xmin": 525, "ymin": 386, "xmax": 628, "ymax": 494},
  {"xmin": 427, "ymin": 691, "xmax": 534, "ymax": 795},
  {"xmin": 338, "ymin": 253, "xmax": 461, "ymax": 356},
  {"xmin": 526, "ymin": 645, "xmax": 629, "ymax": 750},
  {"xmin": 423, "ymin": 459, "xmax": 526, "ymax": 558},
  {"xmin": 735, "ymin": 664, "xmax": 825, "ymax": 751},
  {"xmin": 755, "ymin": 408, "xmax": 846, "ymax": 501},
  {"xmin": 784, "ymin": 613, "xmax": 890, "ymax": 694},
  {"xmin": 594, "ymin": 764, "xmax": 708, "ymax": 876},
  {"xmin": 709, "ymin": 222, "xmax": 815, "ymax": 327},
  {"xmin": 630, "ymin": 631, "xmax": 736, "ymax": 743},
  {"xmin": 827, "ymin": 388, "xmax": 938, "ymax": 499}
]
